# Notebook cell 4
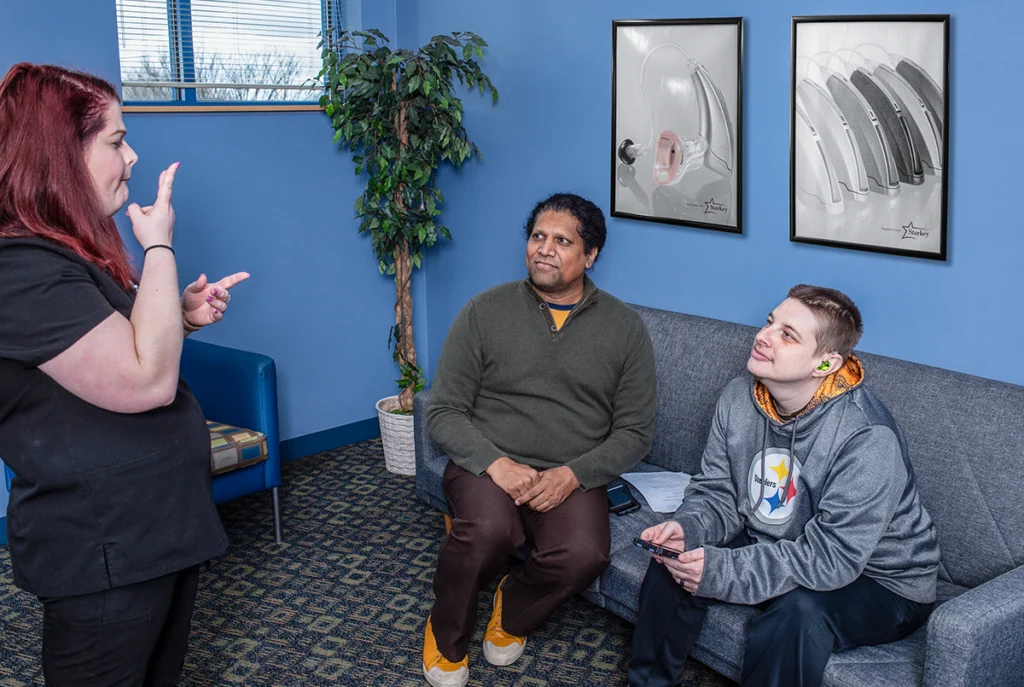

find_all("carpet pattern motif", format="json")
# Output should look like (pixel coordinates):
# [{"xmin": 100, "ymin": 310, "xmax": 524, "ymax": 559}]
[{"xmin": 0, "ymin": 440, "xmax": 730, "ymax": 686}]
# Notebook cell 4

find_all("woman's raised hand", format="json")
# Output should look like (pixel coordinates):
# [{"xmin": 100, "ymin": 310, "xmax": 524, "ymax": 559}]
[
  {"xmin": 127, "ymin": 162, "xmax": 178, "ymax": 249},
  {"xmin": 182, "ymin": 271, "xmax": 251, "ymax": 330}
]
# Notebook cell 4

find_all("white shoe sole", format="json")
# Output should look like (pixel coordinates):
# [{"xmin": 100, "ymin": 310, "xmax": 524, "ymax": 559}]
[
  {"xmin": 423, "ymin": 663, "xmax": 468, "ymax": 687},
  {"xmin": 482, "ymin": 637, "xmax": 526, "ymax": 666},
  {"xmin": 483, "ymin": 582, "xmax": 526, "ymax": 666}
]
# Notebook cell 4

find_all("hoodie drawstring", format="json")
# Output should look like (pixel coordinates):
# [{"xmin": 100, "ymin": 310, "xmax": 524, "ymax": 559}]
[
  {"xmin": 780, "ymin": 418, "xmax": 797, "ymax": 505},
  {"xmin": 747, "ymin": 414, "xmax": 770, "ymax": 517}
]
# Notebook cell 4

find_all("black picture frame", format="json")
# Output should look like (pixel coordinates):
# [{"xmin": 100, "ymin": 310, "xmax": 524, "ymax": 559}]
[
  {"xmin": 611, "ymin": 17, "xmax": 744, "ymax": 234},
  {"xmin": 790, "ymin": 15, "xmax": 951, "ymax": 260}
]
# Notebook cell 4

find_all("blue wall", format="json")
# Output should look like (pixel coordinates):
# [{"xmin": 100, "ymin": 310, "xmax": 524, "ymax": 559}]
[
  {"xmin": 405, "ymin": 0, "xmax": 1024, "ymax": 389},
  {"xmin": 1, "ymin": 1, "xmax": 417, "ymax": 446},
  {"xmin": 2, "ymin": 0, "xmax": 1023, "ymax": 462}
]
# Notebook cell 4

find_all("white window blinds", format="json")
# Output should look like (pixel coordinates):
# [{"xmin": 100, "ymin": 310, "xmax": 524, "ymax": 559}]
[{"xmin": 116, "ymin": 0, "xmax": 356, "ymax": 103}]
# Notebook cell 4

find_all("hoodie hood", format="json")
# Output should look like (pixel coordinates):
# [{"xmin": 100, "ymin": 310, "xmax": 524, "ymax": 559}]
[{"xmin": 753, "ymin": 354, "xmax": 864, "ymax": 424}]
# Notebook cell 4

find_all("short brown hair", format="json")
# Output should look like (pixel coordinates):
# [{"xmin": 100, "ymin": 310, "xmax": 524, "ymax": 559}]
[{"xmin": 787, "ymin": 284, "xmax": 863, "ymax": 360}]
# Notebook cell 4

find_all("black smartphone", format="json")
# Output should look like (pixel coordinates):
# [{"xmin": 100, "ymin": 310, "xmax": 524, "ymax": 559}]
[
  {"xmin": 607, "ymin": 483, "xmax": 640, "ymax": 516},
  {"xmin": 633, "ymin": 537, "xmax": 684, "ymax": 559}
]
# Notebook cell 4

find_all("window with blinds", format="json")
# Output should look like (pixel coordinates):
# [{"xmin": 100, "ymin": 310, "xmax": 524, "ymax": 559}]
[{"xmin": 116, "ymin": 0, "xmax": 360, "ymax": 104}]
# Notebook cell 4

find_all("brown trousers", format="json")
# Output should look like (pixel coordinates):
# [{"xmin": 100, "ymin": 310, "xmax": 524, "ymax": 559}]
[{"xmin": 431, "ymin": 461, "xmax": 611, "ymax": 661}]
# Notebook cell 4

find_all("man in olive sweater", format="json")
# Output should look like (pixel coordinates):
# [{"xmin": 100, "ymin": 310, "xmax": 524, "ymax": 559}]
[{"xmin": 422, "ymin": 193, "xmax": 657, "ymax": 687}]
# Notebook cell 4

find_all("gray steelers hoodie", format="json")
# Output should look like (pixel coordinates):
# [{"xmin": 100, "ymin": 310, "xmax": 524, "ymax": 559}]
[{"xmin": 674, "ymin": 356, "xmax": 940, "ymax": 605}]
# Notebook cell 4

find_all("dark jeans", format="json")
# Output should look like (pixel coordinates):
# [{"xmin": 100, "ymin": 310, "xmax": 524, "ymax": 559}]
[
  {"xmin": 431, "ymin": 461, "xmax": 611, "ymax": 661},
  {"xmin": 629, "ymin": 534, "xmax": 933, "ymax": 687},
  {"xmin": 40, "ymin": 566, "xmax": 201, "ymax": 687}
]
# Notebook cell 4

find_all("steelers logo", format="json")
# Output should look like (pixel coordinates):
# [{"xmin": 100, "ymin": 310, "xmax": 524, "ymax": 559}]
[{"xmin": 746, "ymin": 448, "xmax": 802, "ymax": 524}]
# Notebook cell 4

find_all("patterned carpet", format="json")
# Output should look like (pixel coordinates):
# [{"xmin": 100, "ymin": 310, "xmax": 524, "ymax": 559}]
[{"xmin": 0, "ymin": 439, "xmax": 731, "ymax": 686}]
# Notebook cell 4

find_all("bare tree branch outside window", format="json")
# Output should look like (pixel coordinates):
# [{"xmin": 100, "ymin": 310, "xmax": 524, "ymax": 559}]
[{"xmin": 122, "ymin": 50, "xmax": 316, "ymax": 102}]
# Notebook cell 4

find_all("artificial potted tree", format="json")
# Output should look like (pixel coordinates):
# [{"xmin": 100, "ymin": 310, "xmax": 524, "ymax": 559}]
[{"xmin": 316, "ymin": 28, "xmax": 498, "ymax": 475}]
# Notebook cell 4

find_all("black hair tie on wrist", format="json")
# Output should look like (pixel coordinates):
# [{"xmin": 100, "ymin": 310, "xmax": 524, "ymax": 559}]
[{"xmin": 144, "ymin": 244, "xmax": 175, "ymax": 256}]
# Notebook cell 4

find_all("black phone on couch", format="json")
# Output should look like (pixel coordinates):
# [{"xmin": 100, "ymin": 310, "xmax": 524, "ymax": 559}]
[{"xmin": 607, "ymin": 483, "xmax": 640, "ymax": 516}]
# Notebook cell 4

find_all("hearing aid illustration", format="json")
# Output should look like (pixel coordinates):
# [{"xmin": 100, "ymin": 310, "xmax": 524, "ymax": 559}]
[
  {"xmin": 795, "ymin": 73, "xmax": 870, "ymax": 201},
  {"xmin": 617, "ymin": 43, "xmax": 734, "ymax": 186},
  {"xmin": 853, "ymin": 43, "xmax": 943, "ymax": 176},
  {"xmin": 791, "ymin": 18, "xmax": 947, "ymax": 255},
  {"xmin": 794, "ymin": 103, "xmax": 844, "ymax": 215},
  {"xmin": 821, "ymin": 65, "xmax": 900, "ymax": 196},
  {"xmin": 894, "ymin": 57, "xmax": 944, "ymax": 133},
  {"xmin": 828, "ymin": 50, "xmax": 924, "ymax": 187}
]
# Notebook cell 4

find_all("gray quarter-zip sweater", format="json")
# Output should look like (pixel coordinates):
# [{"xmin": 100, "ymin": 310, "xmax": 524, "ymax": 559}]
[
  {"xmin": 676, "ymin": 371, "xmax": 940, "ymax": 605},
  {"xmin": 426, "ymin": 277, "xmax": 657, "ymax": 490}
]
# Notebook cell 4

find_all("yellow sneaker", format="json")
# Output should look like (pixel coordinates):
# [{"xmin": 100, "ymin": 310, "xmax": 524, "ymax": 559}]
[
  {"xmin": 483, "ymin": 574, "xmax": 527, "ymax": 666},
  {"xmin": 423, "ymin": 616, "xmax": 468, "ymax": 687}
]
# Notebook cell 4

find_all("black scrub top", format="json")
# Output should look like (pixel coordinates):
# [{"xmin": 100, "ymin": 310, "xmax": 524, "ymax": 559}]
[{"xmin": 0, "ymin": 237, "xmax": 227, "ymax": 597}]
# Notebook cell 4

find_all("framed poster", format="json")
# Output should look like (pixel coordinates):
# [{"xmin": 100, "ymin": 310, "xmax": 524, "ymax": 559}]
[
  {"xmin": 612, "ymin": 18, "xmax": 743, "ymax": 234},
  {"xmin": 791, "ymin": 15, "xmax": 950, "ymax": 259}
]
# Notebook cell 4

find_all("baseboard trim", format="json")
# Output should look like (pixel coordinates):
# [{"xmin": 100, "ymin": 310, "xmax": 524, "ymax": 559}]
[{"xmin": 280, "ymin": 417, "xmax": 381, "ymax": 462}]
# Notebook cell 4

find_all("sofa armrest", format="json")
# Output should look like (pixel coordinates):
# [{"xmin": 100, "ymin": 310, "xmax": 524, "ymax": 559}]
[
  {"xmin": 414, "ymin": 389, "xmax": 447, "ymax": 472},
  {"xmin": 414, "ymin": 389, "xmax": 452, "ymax": 513},
  {"xmin": 180, "ymin": 339, "xmax": 281, "ymax": 476},
  {"xmin": 924, "ymin": 564, "xmax": 1024, "ymax": 687}
]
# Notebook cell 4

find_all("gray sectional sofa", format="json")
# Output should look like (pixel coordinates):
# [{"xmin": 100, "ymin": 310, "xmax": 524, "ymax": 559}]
[{"xmin": 414, "ymin": 304, "xmax": 1024, "ymax": 687}]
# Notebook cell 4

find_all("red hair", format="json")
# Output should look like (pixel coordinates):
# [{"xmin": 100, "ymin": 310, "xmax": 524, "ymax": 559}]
[{"xmin": 0, "ymin": 63, "xmax": 136, "ymax": 289}]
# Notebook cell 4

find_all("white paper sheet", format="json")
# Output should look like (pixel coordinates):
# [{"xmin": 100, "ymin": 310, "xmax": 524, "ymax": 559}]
[{"xmin": 620, "ymin": 471, "xmax": 692, "ymax": 513}]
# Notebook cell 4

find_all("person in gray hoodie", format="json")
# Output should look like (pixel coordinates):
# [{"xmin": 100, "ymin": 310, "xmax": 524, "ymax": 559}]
[{"xmin": 628, "ymin": 284, "xmax": 940, "ymax": 687}]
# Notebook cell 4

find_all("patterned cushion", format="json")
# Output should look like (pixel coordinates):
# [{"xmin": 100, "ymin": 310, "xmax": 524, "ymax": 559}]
[{"xmin": 208, "ymin": 421, "xmax": 268, "ymax": 476}]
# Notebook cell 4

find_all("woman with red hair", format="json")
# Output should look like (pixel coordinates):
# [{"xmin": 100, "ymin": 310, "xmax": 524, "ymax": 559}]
[{"xmin": 0, "ymin": 63, "xmax": 247, "ymax": 685}]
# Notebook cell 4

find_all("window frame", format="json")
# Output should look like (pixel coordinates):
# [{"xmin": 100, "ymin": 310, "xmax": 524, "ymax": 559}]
[{"xmin": 119, "ymin": 0, "xmax": 333, "ymax": 113}]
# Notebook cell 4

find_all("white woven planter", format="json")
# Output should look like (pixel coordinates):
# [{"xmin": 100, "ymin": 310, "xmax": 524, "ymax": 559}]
[{"xmin": 376, "ymin": 395, "xmax": 416, "ymax": 476}]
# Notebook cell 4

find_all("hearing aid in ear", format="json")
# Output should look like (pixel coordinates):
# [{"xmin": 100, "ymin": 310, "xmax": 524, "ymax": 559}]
[{"xmin": 817, "ymin": 361, "xmax": 831, "ymax": 371}]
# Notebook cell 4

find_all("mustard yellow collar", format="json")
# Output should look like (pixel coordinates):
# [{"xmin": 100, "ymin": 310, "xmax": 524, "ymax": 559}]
[{"xmin": 754, "ymin": 355, "xmax": 864, "ymax": 423}]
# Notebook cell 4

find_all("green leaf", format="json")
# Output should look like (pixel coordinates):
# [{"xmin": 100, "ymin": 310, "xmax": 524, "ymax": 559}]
[
  {"xmin": 333, "ymin": 129, "xmax": 343, "ymax": 145},
  {"xmin": 423, "ymin": 79, "xmax": 431, "ymax": 96}
]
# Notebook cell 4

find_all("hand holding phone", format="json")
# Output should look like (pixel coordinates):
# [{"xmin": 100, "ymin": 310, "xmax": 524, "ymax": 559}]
[{"xmin": 633, "ymin": 537, "xmax": 685, "ymax": 559}]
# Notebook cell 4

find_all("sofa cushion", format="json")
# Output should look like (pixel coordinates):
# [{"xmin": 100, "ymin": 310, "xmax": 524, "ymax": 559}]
[
  {"xmin": 821, "ymin": 629, "xmax": 926, "ymax": 687},
  {"xmin": 208, "ymin": 421, "xmax": 268, "ymax": 476}
]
